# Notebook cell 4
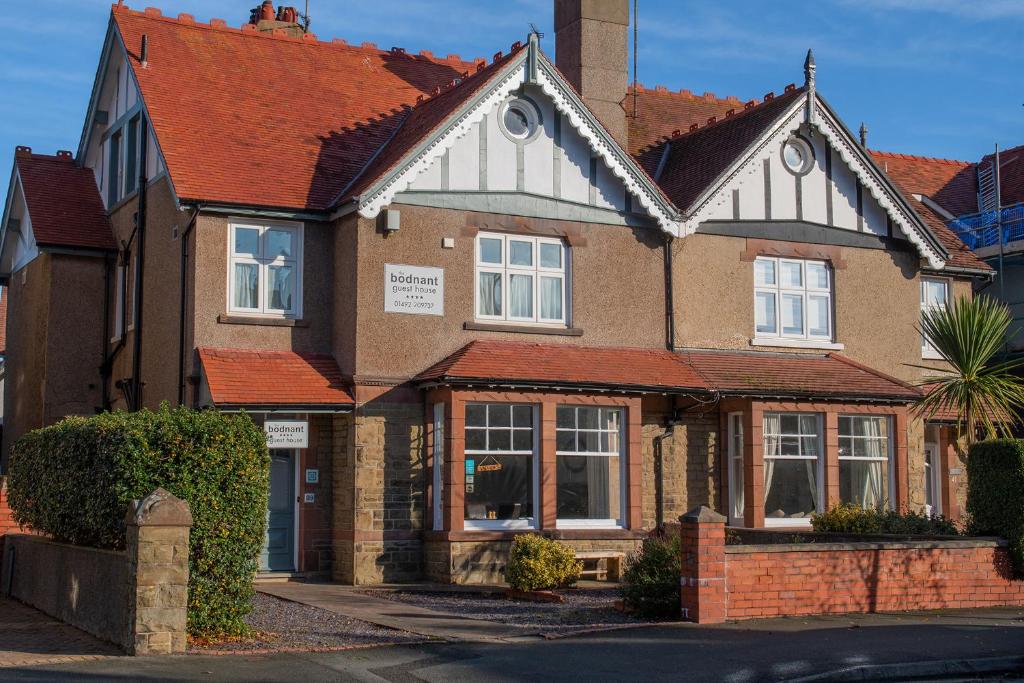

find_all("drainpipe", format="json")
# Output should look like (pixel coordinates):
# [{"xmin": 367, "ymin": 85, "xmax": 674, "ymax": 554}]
[
  {"xmin": 99, "ymin": 252, "xmax": 112, "ymax": 411},
  {"xmin": 664, "ymin": 234, "xmax": 675, "ymax": 351},
  {"xmin": 130, "ymin": 117, "xmax": 150, "ymax": 411},
  {"xmin": 178, "ymin": 206, "xmax": 202, "ymax": 406}
]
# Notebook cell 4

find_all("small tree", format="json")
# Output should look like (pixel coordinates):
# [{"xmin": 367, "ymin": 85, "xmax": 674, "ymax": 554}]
[{"xmin": 916, "ymin": 295, "xmax": 1024, "ymax": 443}]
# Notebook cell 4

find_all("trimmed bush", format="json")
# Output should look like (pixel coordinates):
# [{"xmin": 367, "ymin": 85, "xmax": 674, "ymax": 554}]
[
  {"xmin": 6, "ymin": 405, "xmax": 269, "ymax": 637},
  {"xmin": 620, "ymin": 535, "xmax": 680, "ymax": 618},
  {"xmin": 967, "ymin": 439, "xmax": 1024, "ymax": 574},
  {"xmin": 505, "ymin": 534, "xmax": 582, "ymax": 591},
  {"xmin": 810, "ymin": 503, "xmax": 960, "ymax": 535}
]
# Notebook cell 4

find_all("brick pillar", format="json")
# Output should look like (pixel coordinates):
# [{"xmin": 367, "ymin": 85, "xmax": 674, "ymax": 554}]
[
  {"xmin": 539, "ymin": 401, "xmax": 557, "ymax": 530},
  {"xmin": 938, "ymin": 426, "xmax": 962, "ymax": 522},
  {"xmin": 894, "ymin": 408, "xmax": 910, "ymax": 511},
  {"xmin": 626, "ymin": 398, "xmax": 643, "ymax": 530},
  {"xmin": 824, "ymin": 411, "xmax": 840, "ymax": 511},
  {"xmin": 679, "ymin": 506, "xmax": 727, "ymax": 624},
  {"xmin": 126, "ymin": 488, "xmax": 192, "ymax": 656},
  {"xmin": 744, "ymin": 405, "xmax": 764, "ymax": 528}
]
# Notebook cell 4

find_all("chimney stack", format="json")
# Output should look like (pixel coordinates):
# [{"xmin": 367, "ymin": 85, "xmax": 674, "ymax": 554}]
[
  {"xmin": 248, "ymin": 2, "xmax": 304, "ymax": 37},
  {"xmin": 554, "ymin": 0, "xmax": 630, "ymax": 146}
]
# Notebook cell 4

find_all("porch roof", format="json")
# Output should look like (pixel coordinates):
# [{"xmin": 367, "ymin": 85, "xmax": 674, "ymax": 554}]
[{"xmin": 198, "ymin": 347, "xmax": 354, "ymax": 410}]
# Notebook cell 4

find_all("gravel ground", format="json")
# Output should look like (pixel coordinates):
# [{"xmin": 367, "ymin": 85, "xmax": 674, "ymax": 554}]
[
  {"xmin": 190, "ymin": 593, "xmax": 423, "ymax": 652},
  {"xmin": 365, "ymin": 588, "xmax": 649, "ymax": 632}
]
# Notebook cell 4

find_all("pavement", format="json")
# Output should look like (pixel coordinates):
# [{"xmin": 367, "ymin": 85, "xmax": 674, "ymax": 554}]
[
  {"xmin": 0, "ymin": 597, "xmax": 121, "ymax": 668},
  {"xmin": 2, "ymin": 606, "xmax": 1023, "ymax": 681}
]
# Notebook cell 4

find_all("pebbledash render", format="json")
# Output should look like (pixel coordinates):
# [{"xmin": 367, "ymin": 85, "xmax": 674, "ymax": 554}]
[{"xmin": 0, "ymin": 0, "xmax": 994, "ymax": 583}]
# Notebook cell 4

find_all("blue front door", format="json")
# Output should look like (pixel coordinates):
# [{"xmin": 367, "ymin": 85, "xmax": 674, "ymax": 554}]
[{"xmin": 260, "ymin": 451, "xmax": 295, "ymax": 572}]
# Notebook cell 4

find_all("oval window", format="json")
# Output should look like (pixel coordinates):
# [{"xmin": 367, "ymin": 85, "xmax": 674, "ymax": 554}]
[
  {"xmin": 782, "ymin": 137, "xmax": 814, "ymax": 175},
  {"xmin": 499, "ymin": 98, "xmax": 540, "ymax": 142}
]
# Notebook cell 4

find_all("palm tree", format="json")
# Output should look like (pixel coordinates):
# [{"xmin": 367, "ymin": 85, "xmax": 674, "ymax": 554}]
[{"xmin": 916, "ymin": 294, "xmax": 1024, "ymax": 443}]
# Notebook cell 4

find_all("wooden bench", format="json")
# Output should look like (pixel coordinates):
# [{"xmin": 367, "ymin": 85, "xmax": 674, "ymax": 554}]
[{"xmin": 575, "ymin": 551, "xmax": 626, "ymax": 582}]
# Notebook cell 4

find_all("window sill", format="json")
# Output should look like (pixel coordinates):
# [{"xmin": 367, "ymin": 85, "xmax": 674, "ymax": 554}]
[
  {"xmin": 764, "ymin": 517, "xmax": 813, "ymax": 528},
  {"xmin": 218, "ymin": 314, "xmax": 308, "ymax": 328},
  {"xmin": 464, "ymin": 321, "xmax": 583, "ymax": 336},
  {"xmin": 750, "ymin": 337, "xmax": 844, "ymax": 351},
  {"xmin": 921, "ymin": 351, "xmax": 944, "ymax": 361}
]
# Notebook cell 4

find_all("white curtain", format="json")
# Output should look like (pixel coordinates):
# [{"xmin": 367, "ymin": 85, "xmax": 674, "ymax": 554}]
[
  {"xmin": 587, "ymin": 456, "xmax": 610, "ymax": 518},
  {"xmin": 270, "ymin": 266, "xmax": 293, "ymax": 310},
  {"xmin": 763, "ymin": 414, "xmax": 781, "ymax": 503},
  {"xmin": 540, "ymin": 276, "xmax": 562, "ymax": 320},
  {"xmin": 234, "ymin": 263, "xmax": 258, "ymax": 308},
  {"xmin": 509, "ymin": 274, "xmax": 533, "ymax": 318},
  {"xmin": 861, "ymin": 418, "xmax": 885, "ymax": 508},
  {"xmin": 479, "ymin": 273, "xmax": 501, "ymax": 316}
]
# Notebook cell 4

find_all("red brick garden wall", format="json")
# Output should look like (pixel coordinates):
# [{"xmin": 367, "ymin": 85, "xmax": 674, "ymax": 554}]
[
  {"xmin": 680, "ymin": 507, "xmax": 1024, "ymax": 624},
  {"xmin": 0, "ymin": 477, "xmax": 24, "ymax": 536}
]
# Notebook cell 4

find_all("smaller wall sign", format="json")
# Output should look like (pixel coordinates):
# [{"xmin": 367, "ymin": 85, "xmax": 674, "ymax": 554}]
[
  {"xmin": 303, "ymin": 493, "xmax": 316, "ymax": 504},
  {"xmin": 265, "ymin": 420, "xmax": 309, "ymax": 448},
  {"xmin": 384, "ymin": 264, "xmax": 444, "ymax": 316},
  {"xmin": 305, "ymin": 469, "xmax": 319, "ymax": 484}
]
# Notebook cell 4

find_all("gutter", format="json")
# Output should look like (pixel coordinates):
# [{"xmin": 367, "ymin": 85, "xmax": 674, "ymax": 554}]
[
  {"xmin": 214, "ymin": 404, "xmax": 355, "ymax": 414},
  {"xmin": 418, "ymin": 377, "xmax": 712, "ymax": 396}
]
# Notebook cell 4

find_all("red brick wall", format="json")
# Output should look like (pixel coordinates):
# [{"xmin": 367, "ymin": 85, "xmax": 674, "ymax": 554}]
[
  {"xmin": 680, "ymin": 506, "xmax": 1024, "ymax": 624},
  {"xmin": 0, "ymin": 478, "xmax": 25, "ymax": 536}
]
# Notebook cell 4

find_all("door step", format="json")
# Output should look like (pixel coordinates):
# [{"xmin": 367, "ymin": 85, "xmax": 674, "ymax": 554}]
[{"xmin": 255, "ymin": 571, "xmax": 307, "ymax": 584}]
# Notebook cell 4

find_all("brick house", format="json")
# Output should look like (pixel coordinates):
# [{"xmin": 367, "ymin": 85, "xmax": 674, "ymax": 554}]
[{"xmin": 0, "ymin": 0, "xmax": 993, "ymax": 583}]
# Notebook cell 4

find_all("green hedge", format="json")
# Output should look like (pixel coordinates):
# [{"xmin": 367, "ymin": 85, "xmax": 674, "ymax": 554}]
[
  {"xmin": 967, "ymin": 439, "xmax": 1024, "ymax": 575},
  {"xmin": 811, "ymin": 503, "xmax": 960, "ymax": 535},
  {"xmin": 505, "ymin": 534, "xmax": 582, "ymax": 592},
  {"xmin": 621, "ymin": 535, "xmax": 681, "ymax": 618},
  {"xmin": 6, "ymin": 405, "xmax": 270, "ymax": 637}
]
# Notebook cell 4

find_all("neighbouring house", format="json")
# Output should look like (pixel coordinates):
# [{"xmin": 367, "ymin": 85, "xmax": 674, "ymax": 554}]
[{"xmin": 0, "ymin": 0, "xmax": 993, "ymax": 584}]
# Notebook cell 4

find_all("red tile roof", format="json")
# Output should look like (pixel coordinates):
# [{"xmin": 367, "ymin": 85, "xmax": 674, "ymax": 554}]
[
  {"xmin": 682, "ymin": 349, "xmax": 921, "ymax": 401},
  {"xmin": 906, "ymin": 194, "xmax": 990, "ymax": 271},
  {"xmin": 14, "ymin": 150, "xmax": 114, "ymax": 251},
  {"xmin": 198, "ymin": 347, "xmax": 354, "ymax": 407},
  {"xmin": 112, "ymin": 5, "xmax": 485, "ymax": 212},
  {"xmin": 870, "ymin": 151, "xmax": 978, "ymax": 217},
  {"xmin": 980, "ymin": 144, "xmax": 1024, "ymax": 208},
  {"xmin": 417, "ymin": 340, "xmax": 920, "ymax": 402}
]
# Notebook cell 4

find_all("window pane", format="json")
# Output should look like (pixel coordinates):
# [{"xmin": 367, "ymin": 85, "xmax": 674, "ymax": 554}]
[
  {"xmin": 557, "ymin": 455, "xmax": 621, "ymax": 521},
  {"xmin": 465, "ymin": 455, "xmax": 532, "ymax": 521},
  {"xmin": 267, "ymin": 265, "xmax": 294, "ymax": 311},
  {"xmin": 233, "ymin": 263, "xmax": 258, "ymax": 309},
  {"xmin": 465, "ymin": 429, "xmax": 487, "ymax": 451},
  {"xmin": 540, "ymin": 243, "xmax": 562, "ymax": 269},
  {"xmin": 806, "ymin": 262, "xmax": 829, "ymax": 289},
  {"xmin": 489, "ymin": 405, "xmax": 511, "ymax": 427},
  {"xmin": 840, "ymin": 460, "xmax": 889, "ymax": 510},
  {"xmin": 577, "ymin": 431, "xmax": 600, "ymax": 453},
  {"xmin": 234, "ymin": 228, "xmax": 259, "ymax": 256},
  {"xmin": 781, "ymin": 294, "xmax": 804, "ymax": 335},
  {"xmin": 489, "ymin": 429, "xmax": 512, "ymax": 451},
  {"xmin": 798, "ymin": 414, "xmax": 818, "ymax": 436},
  {"xmin": 266, "ymin": 229, "xmax": 294, "ymax": 259},
  {"xmin": 808, "ymin": 295, "xmax": 829, "ymax": 336},
  {"xmin": 556, "ymin": 430, "xmax": 575, "ymax": 452},
  {"xmin": 509, "ymin": 240, "xmax": 533, "ymax": 266},
  {"xmin": 466, "ymin": 404, "xmax": 487, "ymax": 427},
  {"xmin": 755, "ymin": 292, "xmax": 777, "ymax": 334},
  {"xmin": 478, "ymin": 272, "xmax": 502, "ymax": 316},
  {"xmin": 509, "ymin": 274, "xmax": 533, "ymax": 318},
  {"xmin": 512, "ymin": 429, "xmax": 533, "ymax": 451},
  {"xmin": 578, "ymin": 407, "xmax": 599, "ymax": 429},
  {"xmin": 601, "ymin": 408, "xmax": 621, "ymax": 432},
  {"xmin": 480, "ymin": 238, "xmax": 503, "ymax": 264},
  {"xmin": 923, "ymin": 280, "xmax": 948, "ymax": 307},
  {"xmin": 764, "ymin": 459, "xmax": 819, "ymax": 519},
  {"xmin": 556, "ymin": 406, "xmax": 575, "ymax": 429},
  {"xmin": 540, "ymin": 277, "xmax": 563, "ymax": 320},
  {"xmin": 781, "ymin": 261, "xmax": 803, "ymax": 288},
  {"xmin": 755, "ymin": 259, "xmax": 776, "ymax": 286},
  {"xmin": 512, "ymin": 405, "xmax": 533, "ymax": 428},
  {"xmin": 779, "ymin": 414, "xmax": 799, "ymax": 434}
]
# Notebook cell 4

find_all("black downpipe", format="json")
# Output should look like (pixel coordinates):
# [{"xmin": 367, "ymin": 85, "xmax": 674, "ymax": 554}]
[
  {"xmin": 130, "ymin": 117, "xmax": 149, "ymax": 411},
  {"xmin": 664, "ymin": 234, "xmax": 675, "ymax": 351},
  {"xmin": 178, "ymin": 206, "xmax": 201, "ymax": 406}
]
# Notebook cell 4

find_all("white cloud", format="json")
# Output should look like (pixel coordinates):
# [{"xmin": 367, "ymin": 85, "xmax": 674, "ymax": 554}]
[{"xmin": 836, "ymin": 0, "xmax": 1024, "ymax": 20}]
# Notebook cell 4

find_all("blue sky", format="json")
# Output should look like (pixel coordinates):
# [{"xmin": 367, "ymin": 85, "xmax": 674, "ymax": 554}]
[{"xmin": 1, "ymin": 0, "xmax": 1021, "ymax": 179}]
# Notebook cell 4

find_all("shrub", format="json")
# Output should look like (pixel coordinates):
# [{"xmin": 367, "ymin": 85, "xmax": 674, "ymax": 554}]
[
  {"xmin": 967, "ymin": 439, "xmax": 1024, "ymax": 574},
  {"xmin": 505, "ymin": 534, "xmax": 582, "ymax": 591},
  {"xmin": 6, "ymin": 405, "xmax": 270, "ymax": 638},
  {"xmin": 620, "ymin": 535, "xmax": 681, "ymax": 618},
  {"xmin": 810, "ymin": 503, "xmax": 960, "ymax": 536}
]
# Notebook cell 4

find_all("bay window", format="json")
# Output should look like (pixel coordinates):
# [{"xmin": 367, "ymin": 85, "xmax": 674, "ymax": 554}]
[
  {"xmin": 921, "ymin": 277, "xmax": 949, "ymax": 358},
  {"xmin": 228, "ymin": 221, "xmax": 302, "ymax": 317},
  {"xmin": 838, "ymin": 416, "xmax": 892, "ymax": 510},
  {"xmin": 475, "ymin": 232, "xmax": 568, "ymax": 325},
  {"xmin": 464, "ymin": 403, "xmax": 536, "ymax": 528},
  {"xmin": 754, "ymin": 257, "xmax": 833, "ymax": 343},
  {"xmin": 555, "ymin": 406, "xmax": 624, "ymax": 527},
  {"xmin": 763, "ymin": 413, "xmax": 822, "ymax": 524}
]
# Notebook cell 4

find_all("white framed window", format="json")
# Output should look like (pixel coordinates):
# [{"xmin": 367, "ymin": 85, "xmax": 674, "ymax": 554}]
[
  {"xmin": 475, "ymin": 232, "xmax": 568, "ymax": 326},
  {"xmin": 555, "ymin": 406, "xmax": 625, "ymax": 529},
  {"xmin": 921, "ymin": 277, "xmax": 949, "ymax": 359},
  {"xmin": 228, "ymin": 221, "xmax": 303, "ymax": 318},
  {"xmin": 754, "ymin": 257, "xmax": 833, "ymax": 345},
  {"xmin": 763, "ymin": 413, "xmax": 822, "ymax": 526},
  {"xmin": 727, "ymin": 413, "xmax": 745, "ymax": 526},
  {"xmin": 464, "ymin": 403, "xmax": 538, "ymax": 530},
  {"xmin": 838, "ymin": 415, "xmax": 893, "ymax": 511}
]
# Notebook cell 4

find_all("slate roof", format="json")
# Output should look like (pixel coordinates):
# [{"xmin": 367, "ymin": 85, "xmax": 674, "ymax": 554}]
[
  {"xmin": 198, "ymin": 348, "xmax": 354, "ymax": 407},
  {"xmin": 13, "ymin": 150, "xmax": 114, "ymax": 251}
]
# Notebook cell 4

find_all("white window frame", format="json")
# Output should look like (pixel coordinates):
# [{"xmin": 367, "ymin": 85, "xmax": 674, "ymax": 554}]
[
  {"xmin": 463, "ymin": 403, "xmax": 539, "ymax": 531},
  {"xmin": 555, "ymin": 405, "xmax": 626, "ymax": 530},
  {"xmin": 474, "ymin": 232, "xmax": 569, "ymax": 326},
  {"xmin": 921, "ymin": 277, "xmax": 949, "ymax": 360},
  {"xmin": 763, "ymin": 412, "xmax": 823, "ymax": 528},
  {"xmin": 753, "ymin": 257, "xmax": 838, "ymax": 349},
  {"xmin": 838, "ymin": 415, "xmax": 895, "ymax": 511},
  {"xmin": 924, "ymin": 430, "xmax": 943, "ymax": 518},
  {"xmin": 227, "ymin": 220, "xmax": 303, "ymax": 318},
  {"xmin": 727, "ymin": 412, "xmax": 745, "ymax": 526},
  {"xmin": 432, "ymin": 403, "xmax": 445, "ymax": 531}
]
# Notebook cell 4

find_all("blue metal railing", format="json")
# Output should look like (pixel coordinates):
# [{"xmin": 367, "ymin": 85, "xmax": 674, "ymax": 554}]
[{"xmin": 950, "ymin": 204, "xmax": 1024, "ymax": 250}]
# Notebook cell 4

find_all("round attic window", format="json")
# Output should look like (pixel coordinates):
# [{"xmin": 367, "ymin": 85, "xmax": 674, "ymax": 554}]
[
  {"xmin": 782, "ymin": 136, "xmax": 814, "ymax": 175},
  {"xmin": 499, "ymin": 98, "xmax": 541, "ymax": 143}
]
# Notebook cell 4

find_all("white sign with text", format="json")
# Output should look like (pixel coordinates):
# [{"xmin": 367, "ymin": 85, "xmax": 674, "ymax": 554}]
[
  {"xmin": 384, "ymin": 264, "xmax": 444, "ymax": 316},
  {"xmin": 265, "ymin": 420, "xmax": 309, "ymax": 448}
]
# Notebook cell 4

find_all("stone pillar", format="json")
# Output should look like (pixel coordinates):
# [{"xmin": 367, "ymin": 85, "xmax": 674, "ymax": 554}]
[
  {"xmin": 126, "ymin": 488, "xmax": 192, "ymax": 656},
  {"xmin": 679, "ymin": 506, "xmax": 726, "ymax": 624},
  {"xmin": 824, "ymin": 411, "xmax": 841, "ymax": 511}
]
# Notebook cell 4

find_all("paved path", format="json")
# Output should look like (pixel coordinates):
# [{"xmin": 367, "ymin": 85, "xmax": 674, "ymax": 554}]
[
  {"xmin": 4, "ymin": 607, "xmax": 1024, "ymax": 682},
  {"xmin": 0, "ymin": 597, "xmax": 121, "ymax": 668},
  {"xmin": 257, "ymin": 582, "xmax": 539, "ymax": 642}
]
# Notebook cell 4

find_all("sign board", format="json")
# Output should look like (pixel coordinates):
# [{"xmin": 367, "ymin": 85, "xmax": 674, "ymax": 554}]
[
  {"xmin": 305, "ymin": 469, "xmax": 319, "ymax": 484},
  {"xmin": 384, "ymin": 264, "xmax": 444, "ymax": 316},
  {"xmin": 303, "ymin": 493, "xmax": 316, "ymax": 504},
  {"xmin": 264, "ymin": 420, "xmax": 308, "ymax": 448}
]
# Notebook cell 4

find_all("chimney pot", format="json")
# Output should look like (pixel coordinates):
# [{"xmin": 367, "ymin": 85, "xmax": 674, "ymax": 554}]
[{"xmin": 260, "ymin": 1, "xmax": 275, "ymax": 21}]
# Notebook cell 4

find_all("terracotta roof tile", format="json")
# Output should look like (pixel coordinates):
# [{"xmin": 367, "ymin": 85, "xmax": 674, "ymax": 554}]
[
  {"xmin": 198, "ymin": 347, "xmax": 354, "ymax": 407},
  {"xmin": 870, "ymin": 150, "xmax": 978, "ymax": 217},
  {"xmin": 980, "ymin": 144, "xmax": 1024, "ymax": 208},
  {"xmin": 14, "ymin": 150, "xmax": 115, "ymax": 251}
]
